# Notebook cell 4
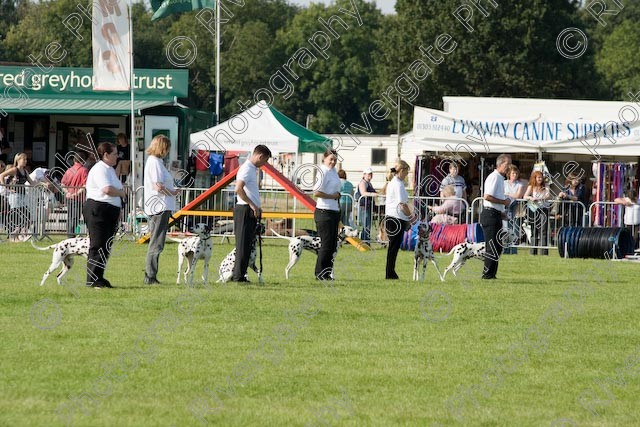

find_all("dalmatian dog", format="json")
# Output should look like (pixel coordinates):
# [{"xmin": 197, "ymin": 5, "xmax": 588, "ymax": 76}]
[
  {"xmin": 217, "ymin": 223, "xmax": 265, "ymax": 284},
  {"xmin": 413, "ymin": 223, "xmax": 443, "ymax": 282},
  {"xmin": 32, "ymin": 237, "xmax": 89, "ymax": 286},
  {"xmin": 173, "ymin": 223, "xmax": 213, "ymax": 286},
  {"xmin": 441, "ymin": 242, "xmax": 487, "ymax": 280},
  {"xmin": 270, "ymin": 225, "xmax": 359, "ymax": 279}
]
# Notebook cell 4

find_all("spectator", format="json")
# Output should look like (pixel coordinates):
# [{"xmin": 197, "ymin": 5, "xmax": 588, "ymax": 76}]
[
  {"xmin": 314, "ymin": 149, "xmax": 341, "ymax": 280},
  {"xmin": 28, "ymin": 167, "xmax": 63, "ymax": 238},
  {"xmin": 194, "ymin": 150, "xmax": 211, "ymax": 188},
  {"xmin": 357, "ymin": 167, "xmax": 377, "ymax": 242},
  {"xmin": 614, "ymin": 188, "xmax": 640, "ymax": 234},
  {"xmin": 0, "ymin": 153, "xmax": 36, "ymax": 241},
  {"xmin": 558, "ymin": 173, "xmax": 587, "ymax": 226},
  {"xmin": 0, "ymin": 130, "xmax": 10, "ymax": 164},
  {"xmin": 384, "ymin": 160, "xmax": 411, "ymax": 280},
  {"xmin": 144, "ymin": 135, "xmax": 180, "ymax": 285},
  {"xmin": 503, "ymin": 165, "xmax": 526, "ymax": 254},
  {"xmin": 115, "ymin": 133, "xmax": 131, "ymax": 183},
  {"xmin": 428, "ymin": 184, "xmax": 463, "ymax": 224},
  {"xmin": 338, "ymin": 169, "xmax": 354, "ymax": 226},
  {"xmin": 83, "ymin": 142, "xmax": 126, "ymax": 288},
  {"xmin": 440, "ymin": 162, "xmax": 467, "ymax": 200},
  {"xmin": 61, "ymin": 151, "xmax": 89, "ymax": 238},
  {"xmin": 524, "ymin": 170, "xmax": 552, "ymax": 256}
]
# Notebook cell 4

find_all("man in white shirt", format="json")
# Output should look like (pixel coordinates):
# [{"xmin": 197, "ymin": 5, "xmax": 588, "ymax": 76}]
[
  {"xmin": 480, "ymin": 153, "xmax": 512, "ymax": 280},
  {"xmin": 232, "ymin": 145, "xmax": 272, "ymax": 282}
]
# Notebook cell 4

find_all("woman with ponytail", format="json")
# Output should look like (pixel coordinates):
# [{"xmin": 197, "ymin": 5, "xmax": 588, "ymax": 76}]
[{"xmin": 384, "ymin": 160, "xmax": 411, "ymax": 280}]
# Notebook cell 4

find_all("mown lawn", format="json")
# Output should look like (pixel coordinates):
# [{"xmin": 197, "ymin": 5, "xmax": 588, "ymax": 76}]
[{"xmin": 1, "ymin": 236, "xmax": 639, "ymax": 427}]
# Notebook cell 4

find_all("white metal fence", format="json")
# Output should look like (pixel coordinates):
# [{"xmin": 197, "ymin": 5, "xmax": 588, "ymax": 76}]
[{"xmin": 2, "ymin": 183, "xmax": 637, "ymax": 251}]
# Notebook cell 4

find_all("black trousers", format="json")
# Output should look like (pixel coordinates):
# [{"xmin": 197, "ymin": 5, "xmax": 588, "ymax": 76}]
[
  {"xmin": 480, "ymin": 207, "xmax": 503, "ymax": 279},
  {"xmin": 83, "ymin": 199, "xmax": 120, "ymax": 285},
  {"xmin": 233, "ymin": 205, "xmax": 257, "ymax": 281},
  {"xmin": 314, "ymin": 209, "xmax": 340, "ymax": 279},
  {"xmin": 385, "ymin": 216, "xmax": 407, "ymax": 279}
]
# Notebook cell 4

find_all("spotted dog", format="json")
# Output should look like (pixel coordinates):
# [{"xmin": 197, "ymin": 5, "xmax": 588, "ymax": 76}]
[
  {"xmin": 217, "ymin": 223, "xmax": 265, "ymax": 284},
  {"xmin": 173, "ymin": 223, "xmax": 213, "ymax": 286},
  {"xmin": 270, "ymin": 225, "xmax": 359, "ymax": 279},
  {"xmin": 32, "ymin": 237, "xmax": 89, "ymax": 286},
  {"xmin": 441, "ymin": 242, "xmax": 486, "ymax": 280},
  {"xmin": 413, "ymin": 223, "xmax": 443, "ymax": 282}
]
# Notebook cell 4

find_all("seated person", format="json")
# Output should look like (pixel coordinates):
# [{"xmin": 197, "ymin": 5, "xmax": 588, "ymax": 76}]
[{"xmin": 428, "ymin": 185, "xmax": 463, "ymax": 224}]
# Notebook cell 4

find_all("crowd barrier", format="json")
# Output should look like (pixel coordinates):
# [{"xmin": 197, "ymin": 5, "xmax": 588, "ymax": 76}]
[
  {"xmin": 2, "ymin": 182, "xmax": 637, "ymax": 252},
  {"xmin": 354, "ymin": 195, "xmax": 470, "ymax": 244},
  {"xmin": 471, "ymin": 197, "xmax": 592, "ymax": 252}
]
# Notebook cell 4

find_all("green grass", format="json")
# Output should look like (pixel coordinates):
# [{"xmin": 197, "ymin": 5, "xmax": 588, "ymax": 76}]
[{"xmin": 1, "ymin": 237, "xmax": 639, "ymax": 427}]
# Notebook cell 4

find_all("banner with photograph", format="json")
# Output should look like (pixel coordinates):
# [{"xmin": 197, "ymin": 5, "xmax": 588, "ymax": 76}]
[{"xmin": 92, "ymin": 0, "xmax": 131, "ymax": 91}]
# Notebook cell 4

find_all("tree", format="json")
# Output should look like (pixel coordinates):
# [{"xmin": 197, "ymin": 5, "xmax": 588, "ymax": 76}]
[
  {"xmin": 273, "ymin": 0, "xmax": 385, "ymax": 133},
  {"xmin": 4, "ymin": 0, "xmax": 92, "ymax": 67},
  {"xmin": 595, "ymin": 19, "xmax": 640, "ymax": 99},
  {"xmin": 373, "ymin": 0, "xmax": 605, "ymax": 132}
]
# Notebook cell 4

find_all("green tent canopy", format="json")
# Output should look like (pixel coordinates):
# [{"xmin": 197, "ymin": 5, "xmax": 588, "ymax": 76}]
[{"xmin": 190, "ymin": 101, "xmax": 332, "ymax": 154}]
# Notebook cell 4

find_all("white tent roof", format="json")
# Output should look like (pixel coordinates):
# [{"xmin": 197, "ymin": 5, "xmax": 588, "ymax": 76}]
[
  {"xmin": 410, "ymin": 99, "xmax": 640, "ymax": 156},
  {"xmin": 190, "ymin": 101, "xmax": 299, "ymax": 153}
]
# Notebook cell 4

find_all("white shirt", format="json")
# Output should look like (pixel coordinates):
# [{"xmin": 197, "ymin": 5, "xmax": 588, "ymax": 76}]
[
  {"xmin": 624, "ymin": 203, "xmax": 640, "ymax": 225},
  {"xmin": 86, "ymin": 161, "xmax": 123, "ymax": 207},
  {"xmin": 315, "ymin": 165, "xmax": 341, "ymax": 211},
  {"xmin": 385, "ymin": 176, "xmax": 409, "ymax": 220},
  {"xmin": 236, "ymin": 159, "xmax": 260, "ymax": 207},
  {"xmin": 483, "ymin": 169, "xmax": 506, "ymax": 212},
  {"xmin": 144, "ymin": 155, "xmax": 176, "ymax": 215}
]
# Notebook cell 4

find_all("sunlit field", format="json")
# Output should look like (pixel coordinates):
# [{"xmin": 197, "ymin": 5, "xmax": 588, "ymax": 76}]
[{"xmin": 1, "ymin": 237, "xmax": 639, "ymax": 427}]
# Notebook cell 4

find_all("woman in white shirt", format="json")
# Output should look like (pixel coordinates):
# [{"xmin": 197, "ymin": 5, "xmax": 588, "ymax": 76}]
[
  {"xmin": 144, "ymin": 135, "xmax": 180, "ymax": 285},
  {"xmin": 313, "ymin": 149, "xmax": 341, "ymax": 280},
  {"xmin": 83, "ymin": 142, "xmax": 126, "ymax": 288},
  {"xmin": 384, "ymin": 160, "xmax": 411, "ymax": 280}
]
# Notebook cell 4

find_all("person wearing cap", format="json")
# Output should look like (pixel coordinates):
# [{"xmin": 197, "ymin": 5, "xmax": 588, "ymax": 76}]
[
  {"xmin": 480, "ymin": 154, "xmax": 512, "ymax": 280},
  {"xmin": 357, "ymin": 167, "xmax": 377, "ymax": 242}
]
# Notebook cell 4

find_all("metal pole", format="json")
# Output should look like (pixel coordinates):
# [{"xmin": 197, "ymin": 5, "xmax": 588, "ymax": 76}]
[
  {"xmin": 128, "ymin": 2, "xmax": 136, "ymax": 222},
  {"xmin": 397, "ymin": 95, "xmax": 401, "ymax": 159},
  {"xmin": 215, "ymin": 0, "xmax": 220, "ymax": 124}
]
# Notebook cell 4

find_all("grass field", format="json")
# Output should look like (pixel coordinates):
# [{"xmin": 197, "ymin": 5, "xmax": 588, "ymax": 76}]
[{"xmin": 1, "ymin": 236, "xmax": 639, "ymax": 427}]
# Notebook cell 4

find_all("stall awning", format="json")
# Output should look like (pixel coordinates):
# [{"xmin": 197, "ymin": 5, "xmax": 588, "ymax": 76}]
[{"xmin": 0, "ymin": 97, "xmax": 173, "ymax": 115}]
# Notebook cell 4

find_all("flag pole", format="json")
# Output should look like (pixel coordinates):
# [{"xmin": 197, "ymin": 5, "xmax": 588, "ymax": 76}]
[
  {"xmin": 215, "ymin": 0, "xmax": 220, "ymax": 124},
  {"xmin": 128, "ymin": 1, "xmax": 136, "ymax": 224}
]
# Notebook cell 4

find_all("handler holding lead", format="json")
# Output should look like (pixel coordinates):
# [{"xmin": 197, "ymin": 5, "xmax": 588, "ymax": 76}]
[
  {"xmin": 480, "ymin": 153, "xmax": 512, "ymax": 280},
  {"xmin": 232, "ymin": 145, "xmax": 271, "ymax": 283}
]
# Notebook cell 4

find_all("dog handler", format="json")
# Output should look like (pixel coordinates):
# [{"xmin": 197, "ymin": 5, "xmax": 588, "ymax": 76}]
[
  {"xmin": 232, "ymin": 145, "xmax": 271, "ymax": 282},
  {"xmin": 384, "ymin": 160, "xmax": 411, "ymax": 280},
  {"xmin": 83, "ymin": 142, "xmax": 126, "ymax": 288},
  {"xmin": 144, "ymin": 135, "xmax": 180, "ymax": 285},
  {"xmin": 313, "ymin": 148, "xmax": 341, "ymax": 280},
  {"xmin": 480, "ymin": 153, "xmax": 512, "ymax": 280}
]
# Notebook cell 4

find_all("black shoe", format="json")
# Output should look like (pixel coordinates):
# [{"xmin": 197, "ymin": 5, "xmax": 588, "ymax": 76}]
[
  {"xmin": 234, "ymin": 278, "xmax": 250, "ymax": 283},
  {"xmin": 144, "ymin": 276, "xmax": 161, "ymax": 285},
  {"xmin": 88, "ymin": 282, "xmax": 102, "ymax": 288},
  {"xmin": 101, "ymin": 279, "xmax": 113, "ymax": 288},
  {"xmin": 481, "ymin": 276, "xmax": 497, "ymax": 280},
  {"xmin": 386, "ymin": 273, "xmax": 399, "ymax": 280}
]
